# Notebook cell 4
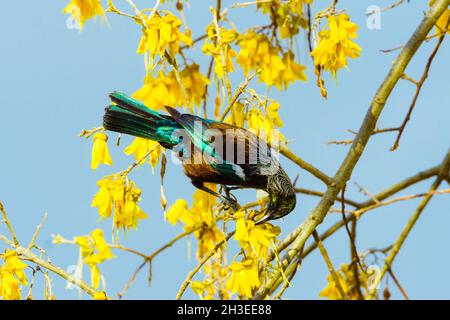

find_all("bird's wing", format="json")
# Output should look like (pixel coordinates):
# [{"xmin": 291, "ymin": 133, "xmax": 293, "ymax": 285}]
[{"xmin": 165, "ymin": 107, "xmax": 277, "ymax": 182}]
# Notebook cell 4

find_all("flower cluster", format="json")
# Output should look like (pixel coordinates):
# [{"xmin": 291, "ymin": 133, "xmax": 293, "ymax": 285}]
[
  {"xmin": 258, "ymin": 0, "xmax": 312, "ymax": 38},
  {"xmin": 202, "ymin": 26, "xmax": 238, "ymax": 79},
  {"xmin": 311, "ymin": 13, "xmax": 361, "ymax": 77},
  {"xmin": 224, "ymin": 210, "xmax": 280, "ymax": 298},
  {"xmin": 247, "ymin": 101, "xmax": 286, "ymax": 145},
  {"xmin": 73, "ymin": 229, "xmax": 114, "ymax": 289},
  {"xmin": 91, "ymin": 175, "xmax": 148, "ymax": 230},
  {"xmin": 133, "ymin": 64, "xmax": 209, "ymax": 110},
  {"xmin": 0, "ymin": 250, "xmax": 28, "ymax": 300},
  {"xmin": 237, "ymin": 31, "xmax": 306, "ymax": 89},
  {"xmin": 63, "ymin": 0, "xmax": 104, "ymax": 28},
  {"xmin": 319, "ymin": 264, "xmax": 375, "ymax": 300},
  {"xmin": 137, "ymin": 12, "xmax": 192, "ymax": 59},
  {"xmin": 124, "ymin": 137, "xmax": 161, "ymax": 171}
]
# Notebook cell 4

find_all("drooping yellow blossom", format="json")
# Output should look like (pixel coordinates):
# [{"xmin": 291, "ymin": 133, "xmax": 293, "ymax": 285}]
[
  {"xmin": 202, "ymin": 26, "xmax": 238, "ymax": 79},
  {"xmin": 137, "ymin": 12, "xmax": 192, "ymax": 59},
  {"xmin": 225, "ymin": 259, "xmax": 260, "ymax": 298},
  {"xmin": 319, "ymin": 264, "xmax": 374, "ymax": 300},
  {"xmin": 180, "ymin": 64, "xmax": 210, "ymax": 108},
  {"xmin": 74, "ymin": 229, "xmax": 114, "ymax": 289},
  {"xmin": 166, "ymin": 185, "xmax": 222, "ymax": 257},
  {"xmin": 258, "ymin": 0, "xmax": 312, "ymax": 38},
  {"xmin": 91, "ymin": 132, "xmax": 113, "ymax": 170},
  {"xmin": 319, "ymin": 272, "xmax": 349, "ymax": 300},
  {"xmin": 91, "ymin": 175, "xmax": 148, "ymax": 230},
  {"xmin": 311, "ymin": 14, "xmax": 361, "ymax": 77},
  {"xmin": 64, "ymin": 0, "xmax": 104, "ymax": 28},
  {"xmin": 246, "ymin": 223, "xmax": 280, "ymax": 258},
  {"xmin": 93, "ymin": 291, "xmax": 108, "ymax": 300},
  {"xmin": 191, "ymin": 184, "xmax": 217, "ymax": 227},
  {"xmin": 124, "ymin": 137, "xmax": 161, "ymax": 171},
  {"xmin": 133, "ymin": 64, "xmax": 208, "ymax": 110},
  {"xmin": 234, "ymin": 210, "xmax": 251, "ymax": 242},
  {"xmin": 166, "ymin": 199, "xmax": 190, "ymax": 225},
  {"xmin": 237, "ymin": 32, "xmax": 306, "ymax": 89},
  {"xmin": 114, "ymin": 183, "xmax": 148, "ymax": 230},
  {"xmin": 276, "ymin": 52, "xmax": 307, "ymax": 89},
  {"xmin": 190, "ymin": 278, "xmax": 220, "ymax": 300},
  {"xmin": 166, "ymin": 198, "xmax": 201, "ymax": 231},
  {"xmin": 234, "ymin": 211, "xmax": 280, "ymax": 258},
  {"xmin": 0, "ymin": 250, "xmax": 28, "ymax": 300},
  {"xmin": 267, "ymin": 102, "xmax": 284, "ymax": 128},
  {"xmin": 247, "ymin": 106, "xmax": 286, "ymax": 145},
  {"xmin": 197, "ymin": 224, "xmax": 225, "ymax": 258}
]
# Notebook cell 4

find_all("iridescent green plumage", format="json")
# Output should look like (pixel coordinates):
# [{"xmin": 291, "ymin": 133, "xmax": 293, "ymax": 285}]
[{"xmin": 103, "ymin": 92, "xmax": 297, "ymax": 224}]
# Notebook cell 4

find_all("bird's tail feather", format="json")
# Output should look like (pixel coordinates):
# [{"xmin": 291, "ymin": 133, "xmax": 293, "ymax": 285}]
[{"xmin": 103, "ymin": 92, "xmax": 180, "ymax": 148}]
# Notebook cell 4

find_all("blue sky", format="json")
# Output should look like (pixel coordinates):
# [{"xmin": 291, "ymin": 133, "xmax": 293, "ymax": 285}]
[{"xmin": 0, "ymin": 0, "xmax": 449, "ymax": 299}]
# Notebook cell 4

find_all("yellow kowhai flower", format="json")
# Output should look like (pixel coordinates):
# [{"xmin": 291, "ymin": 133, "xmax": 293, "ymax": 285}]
[
  {"xmin": 137, "ymin": 12, "xmax": 192, "ymax": 59},
  {"xmin": 311, "ymin": 13, "xmax": 361, "ymax": 77},
  {"xmin": 134, "ymin": 64, "xmax": 208, "ymax": 111},
  {"xmin": 134, "ymin": 70, "xmax": 182, "ymax": 110},
  {"xmin": 247, "ymin": 107, "xmax": 286, "ymax": 145},
  {"xmin": 166, "ymin": 186, "xmax": 218, "ymax": 233},
  {"xmin": 234, "ymin": 211, "xmax": 280, "ymax": 258},
  {"xmin": 113, "ymin": 183, "xmax": 148, "ymax": 230},
  {"xmin": 246, "ymin": 223, "xmax": 280, "ymax": 258},
  {"xmin": 237, "ymin": 32, "xmax": 283, "ymax": 87},
  {"xmin": 191, "ymin": 184, "xmax": 217, "ymax": 227},
  {"xmin": 319, "ymin": 272, "xmax": 349, "ymax": 300},
  {"xmin": 319, "ymin": 264, "xmax": 374, "ymax": 300},
  {"xmin": 197, "ymin": 225, "xmax": 225, "ymax": 258},
  {"xmin": 258, "ymin": 0, "xmax": 312, "ymax": 38},
  {"xmin": 74, "ymin": 229, "xmax": 114, "ymax": 289},
  {"xmin": 93, "ymin": 291, "xmax": 108, "ymax": 300},
  {"xmin": 91, "ymin": 176, "xmax": 148, "ymax": 230},
  {"xmin": 0, "ymin": 250, "xmax": 28, "ymax": 300},
  {"xmin": 238, "ymin": 32, "xmax": 305, "ymax": 89},
  {"xmin": 180, "ymin": 64, "xmax": 210, "ymax": 108},
  {"xmin": 234, "ymin": 210, "xmax": 251, "ymax": 242},
  {"xmin": 166, "ymin": 198, "xmax": 203, "ymax": 232},
  {"xmin": 275, "ymin": 51, "xmax": 307, "ymax": 90},
  {"xmin": 224, "ymin": 101, "xmax": 246, "ymax": 127},
  {"xmin": 225, "ymin": 259, "xmax": 260, "ymax": 298},
  {"xmin": 63, "ymin": 0, "xmax": 104, "ymax": 29},
  {"xmin": 267, "ymin": 102, "xmax": 284, "ymax": 128},
  {"xmin": 124, "ymin": 137, "xmax": 161, "ymax": 171},
  {"xmin": 202, "ymin": 26, "xmax": 238, "ymax": 79},
  {"xmin": 91, "ymin": 132, "xmax": 113, "ymax": 170},
  {"xmin": 166, "ymin": 199, "xmax": 190, "ymax": 225}
]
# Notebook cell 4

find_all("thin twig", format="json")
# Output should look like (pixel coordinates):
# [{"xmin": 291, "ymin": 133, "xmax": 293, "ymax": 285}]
[
  {"xmin": 219, "ymin": 69, "xmax": 261, "ymax": 122},
  {"xmin": 390, "ymin": 23, "xmax": 448, "ymax": 151},
  {"xmin": 253, "ymin": 1, "xmax": 450, "ymax": 298},
  {"xmin": 387, "ymin": 268, "xmax": 410, "ymax": 300},
  {"xmin": 369, "ymin": 150, "xmax": 450, "ymax": 298},
  {"xmin": 367, "ymin": 0, "xmax": 406, "ymax": 16},
  {"xmin": 28, "ymin": 212, "xmax": 48, "ymax": 249},
  {"xmin": 0, "ymin": 202, "xmax": 20, "ymax": 246},
  {"xmin": 313, "ymin": 231, "xmax": 347, "ymax": 300},
  {"xmin": 176, "ymin": 232, "xmax": 234, "ymax": 300},
  {"xmin": 0, "ymin": 234, "xmax": 97, "ymax": 297}
]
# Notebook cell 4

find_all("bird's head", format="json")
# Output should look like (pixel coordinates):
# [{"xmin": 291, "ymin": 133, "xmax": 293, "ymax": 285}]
[{"xmin": 263, "ymin": 168, "xmax": 297, "ymax": 222}]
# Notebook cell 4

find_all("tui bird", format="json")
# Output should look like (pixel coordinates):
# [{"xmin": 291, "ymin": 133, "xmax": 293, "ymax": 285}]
[{"xmin": 103, "ymin": 92, "xmax": 296, "ymax": 224}]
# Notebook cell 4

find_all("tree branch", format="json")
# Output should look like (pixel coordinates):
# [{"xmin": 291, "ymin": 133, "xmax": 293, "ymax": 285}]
[
  {"xmin": 369, "ymin": 149, "xmax": 450, "ymax": 298},
  {"xmin": 253, "ymin": 0, "xmax": 450, "ymax": 299}
]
